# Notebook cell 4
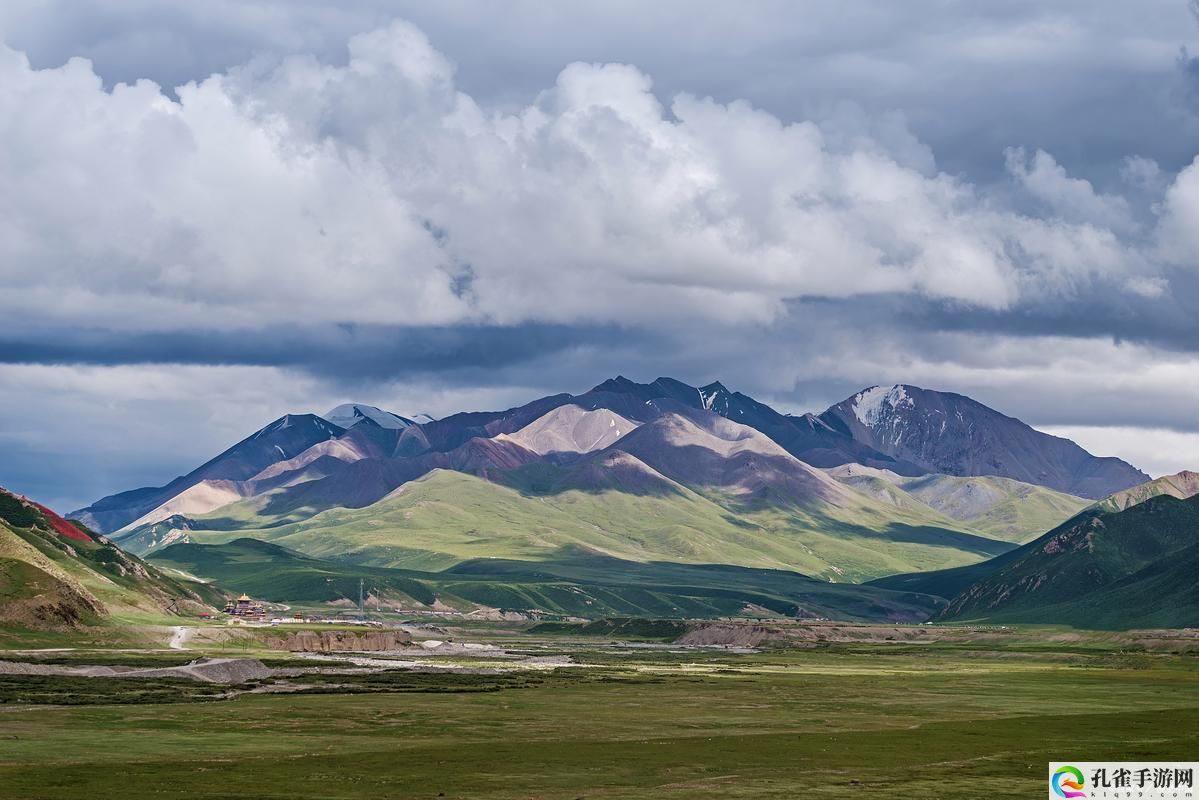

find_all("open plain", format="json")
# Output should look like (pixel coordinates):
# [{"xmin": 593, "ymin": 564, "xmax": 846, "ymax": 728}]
[{"xmin": 1, "ymin": 622, "xmax": 1197, "ymax": 799}]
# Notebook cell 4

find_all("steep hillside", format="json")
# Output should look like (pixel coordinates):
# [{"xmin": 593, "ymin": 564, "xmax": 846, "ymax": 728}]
[
  {"xmin": 72, "ymin": 376, "xmax": 1164, "ymax": 602},
  {"xmin": 820, "ymin": 385, "xmax": 1148, "ymax": 498},
  {"xmin": 126, "ymin": 466, "xmax": 1011, "ymax": 583},
  {"xmin": 1093, "ymin": 470, "xmax": 1199, "ymax": 512},
  {"xmin": 380, "ymin": 375, "xmax": 917, "ymax": 471},
  {"xmin": 606, "ymin": 408, "xmax": 856, "ymax": 509},
  {"xmin": 0, "ymin": 557, "xmax": 104, "ymax": 630},
  {"xmin": 112, "ymin": 432, "xmax": 543, "ymax": 545},
  {"xmin": 937, "ymin": 494, "xmax": 1199, "ymax": 628},
  {"xmin": 827, "ymin": 464, "xmax": 1090, "ymax": 543},
  {"xmin": 72, "ymin": 414, "xmax": 346, "ymax": 532},
  {"xmin": 0, "ymin": 488, "xmax": 222, "ymax": 630},
  {"xmin": 585, "ymin": 377, "xmax": 920, "ymax": 472},
  {"xmin": 324, "ymin": 403, "xmax": 414, "ymax": 430},
  {"xmin": 500, "ymin": 405, "xmax": 639, "ymax": 455},
  {"xmin": 73, "ymin": 376, "xmax": 1150, "ymax": 551},
  {"xmin": 112, "ymin": 403, "xmax": 1015, "ymax": 582},
  {"xmin": 865, "ymin": 546, "xmax": 1027, "ymax": 601},
  {"xmin": 899, "ymin": 474, "xmax": 1089, "ymax": 541},
  {"xmin": 235, "ymin": 436, "xmax": 540, "ymax": 522},
  {"xmin": 150, "ymin": 538, "xmax": 946, "ymax": 622},
  {"xmin": 503, "ymin": 450, "xmax": 685, "ymax": 497},
  {"xmin": 822, "ymin": 465, "xmax": 936, "ymax": 515}
]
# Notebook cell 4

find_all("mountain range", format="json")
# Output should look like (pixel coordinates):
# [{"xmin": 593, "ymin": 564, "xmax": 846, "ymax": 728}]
[
  {"xmin": 59, "ymin": 378, "xmax": 1152, "ymax": 601},
  {"xmin": 74, "ymin": 377, "xmax": 1145, "ymax": 532},
  {"xmin": 821, "ymin": 384, "xmax": 1149, "ymax": 497},
  {"xmin": 0, "ymin": 365, "xmax": 1178, "ymax": 628}
]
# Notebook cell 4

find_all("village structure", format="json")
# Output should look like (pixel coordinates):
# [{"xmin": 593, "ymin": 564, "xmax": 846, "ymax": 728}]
[
  {"xmin": 222, "ymin": 594, "xmax": 267, "ymax": 621},
  {"xmin": 217, "ymin": 593, "xmax": 385, "ymax": 627}
]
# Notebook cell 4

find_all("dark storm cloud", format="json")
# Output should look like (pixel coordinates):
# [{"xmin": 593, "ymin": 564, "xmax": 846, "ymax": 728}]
[
  {"xmin": 763, "ymin": 298, "xmax": 1199, "ymax": 434},
  {"xmin": 0, "ymin": 323, "xmax": 645, "ymax": 380},
  {"xmin": 894, "ymin": 269, "xmax": 1199, "ymax": 353}
]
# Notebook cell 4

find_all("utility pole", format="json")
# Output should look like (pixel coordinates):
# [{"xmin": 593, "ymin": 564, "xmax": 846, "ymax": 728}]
[{"xmin": 358, "ymin": 578, "xmax": 364, "ymax": 619}]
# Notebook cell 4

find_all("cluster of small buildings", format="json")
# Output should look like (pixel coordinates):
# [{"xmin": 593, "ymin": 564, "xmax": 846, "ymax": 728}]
[
  {"xmin": 215, "ymin": 592, "xmax": 393, "ymax": 627},
  {"xmin": 222, "ymin": 594, "xmax": 267, "ymax": 621}
]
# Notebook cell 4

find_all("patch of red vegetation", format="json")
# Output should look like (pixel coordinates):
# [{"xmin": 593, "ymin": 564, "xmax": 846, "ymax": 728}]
[{"xmin": 31, "ymin": 502, "xmax": 92, "ymax": 542}]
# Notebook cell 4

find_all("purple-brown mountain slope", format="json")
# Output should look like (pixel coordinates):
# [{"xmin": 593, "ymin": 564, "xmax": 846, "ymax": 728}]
[
  {"xmin": 73, "ymin": 377, "xmax": 1150, "ymax": 532},
  {"xmin": 71, "ymin": 414, "xmax": 345, "ymax": 532},
  {"xmin": 819, "ymin": 385, "xmax": 1148, "ymax": 499}
]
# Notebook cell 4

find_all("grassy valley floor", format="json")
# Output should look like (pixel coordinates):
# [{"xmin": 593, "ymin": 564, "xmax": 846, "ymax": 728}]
[{"xmin": 0, "ymin": 626, "xmax": 1197, "ymax": 798}]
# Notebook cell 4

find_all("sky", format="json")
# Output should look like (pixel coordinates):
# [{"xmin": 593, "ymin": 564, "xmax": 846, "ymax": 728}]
[{"xmin": 2, "ymin": 1, "xmax": 1199, "ymax": 511}]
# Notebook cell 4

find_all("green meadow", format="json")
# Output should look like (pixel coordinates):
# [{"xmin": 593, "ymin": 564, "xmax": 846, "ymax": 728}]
[
  {"xmin": 1, "ymin": 633, "xmax": 1197, "ymax": 799},
  {"xmin": 131, "ymin": 469, "xmax": 1014, "ymax": 582}
]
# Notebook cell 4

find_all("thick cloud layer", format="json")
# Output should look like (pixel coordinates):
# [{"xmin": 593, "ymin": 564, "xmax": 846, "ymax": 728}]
[
  {"xmin": 4, "ymin": 1, "xmax": 1199, "ymax": 179},
  {"xmin": 3, "ymin": 19, "xmax": 1198, "ymax": 336},
  {"xmin": 1, "ymin": 6, "xmax": 1199, "ymax": 509}
]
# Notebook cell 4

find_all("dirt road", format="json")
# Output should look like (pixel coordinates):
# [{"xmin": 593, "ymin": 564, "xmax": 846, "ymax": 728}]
[{"xmin": 168, "ymin": 626, "xmax": 192, "ymax": 650}]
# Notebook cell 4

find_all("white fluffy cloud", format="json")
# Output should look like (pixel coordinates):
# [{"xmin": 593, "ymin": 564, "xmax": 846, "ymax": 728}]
[
  {"xmin": 1, "ymin": 19, "xmax": 1190, "ymax": 338},
  {"xmin": 3, "ymin": 13, "xmax": 1199, "ymax": 508},
  {"xmin": 1156, "ymin": 155, "xmax": 1199, "ymax": 262},
  {"xmin": 1005, "ymin": 147, "xmax": 1135, "ymax": 232}
]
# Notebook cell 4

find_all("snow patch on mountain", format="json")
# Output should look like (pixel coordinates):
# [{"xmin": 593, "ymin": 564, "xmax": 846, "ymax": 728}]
[
  {"xmin": 250, "ymin": 414, "xmax": 343, "ymax": 441},
  {"xmin": 852, "ymin": 385, "xmax": 913, "ymax": 427},
  {"xmin": 697, "ymin": 381, "xmax": 734, "ymax": 413},
  {"xmin": 325, "ymin": 403, "xmax": 412, "ymax": 430}
]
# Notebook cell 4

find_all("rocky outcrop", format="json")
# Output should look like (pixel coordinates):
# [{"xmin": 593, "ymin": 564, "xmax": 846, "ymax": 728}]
[
  {"xmin": 278, "ymin": 629, "xmax": 412, "ymax": 652},
  {"xmin": 0, "ymin": 558, "xmax": 105, "ymax": 630},
  {"xmin": 674, "ymin": 623, "xmax": 788, "ymax": 647}
]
